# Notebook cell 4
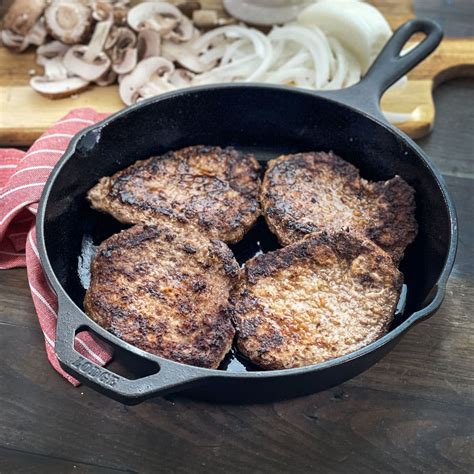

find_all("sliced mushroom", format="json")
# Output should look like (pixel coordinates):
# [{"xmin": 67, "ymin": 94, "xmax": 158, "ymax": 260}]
[
  {"xmin": 63, "ymin": 20, "xmax": 113, "ymax": 82},
  {"xmin": 167, "ymin": 13, "xmax": 194, "ymax": 42},
  {"xmin": 91, "ymin": 0, "xmax": 114, "ymax": 22},
  {"xmin": 106, "ymin": 26, "xmax": 138, "ymax": 75},
  {"xmin": 112, "ymin": 48, "xmax": 137, "ymax": 74},
  {"xmin": 30, "ymin": 76, "xmax": 90, "ymax": 99},
  {"xmin": 96, "ymin": 68, "xmax": 118, "ymax": 86},
  {"xmin": 119, "ymin": 56, "xmax": 174, "ymax": 105},
  {"xmin": 44, "ymin": 0, "xmax": 93, "ymax": 45},
  {"xmin": 1, "ymin": 17, "xmax": 47, "ymax": 52},
  {"xmin": 174, "ymin": 1, "xmax": 202, "ymax": 19},
  {"xmin": 161, "ymin": 39, "xmax": 216, "ymax": 73},
  {"xmin": 137, "ymin": 29, "xmax": 162, "ymax": 59},
  {"xmin": 169, "ymin": 68, "xmax": 194, "ymax": 88},
  {"xmin": 127, "ymin": 2, "xmax": 193, "ymax": 42},
  {"xmin": 1, "ymin": 30, "xmax": 25, "ymax": 51},
  {"xmin": 37, "ymin": 40, "xmax": 69, "ymax": 60},
  {"xmin": 192, "ymin": 10, "xmax": 219, "ymax": 29},
  {"xmin": 37, "ymin": 56, "xmax": 68, "ymax": 81},
  {"xmin": 138, "ymin": 77, "xmax": 175, "ymax": 98},
  {"xmin": 2, "ymin": 0, "xmax": 46, "ymax": 36},
  {"xmin": 23, "ymin": 19, "xmax": 48, "ymax": 47}
]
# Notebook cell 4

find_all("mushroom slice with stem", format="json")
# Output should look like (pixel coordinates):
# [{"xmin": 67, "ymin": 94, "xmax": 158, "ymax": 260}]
[
  {"xmin": 166, "ymin": 14, "xmax": 194, "ymax": 42},
  {"xmin": 38, "ymin": 56, "xmax": 69, "ymax": 81},
  {"xmin": 96, "ymin": 68, "xmax": 118, "ymax": 86},
  {"xmin": 1, "ymin": 18, "xmax": 47, "ymax": 53},
  {"xmin": 23, "ymin": 19, "xmax": 48, "ymax": 47},
  {"xmin": 91, "ymin": 0, "xmax": 114, "ymax": 22},
  {"xmin": 37, "ymin": 40, "xmax": 69, "ymax": 60},
  {"xmin": 169, "ymin": 68, "xmax": 194, "ymax": 88},
  {"xmin": 127, "ymin": 2, "xmax": 193, "ymax": 42},
  {"xmin": 2, "ymin": 0, "xmax": 46, "ymax": 37},
  {"xmin": 128, "ymin": 2, "xmax": 181, "ymax": 34},
  {"xmin": 44, "ymin": 0, "xmax": 93, "ymax": 45},
  {"xmin": 137, "ymin": 29, "xmax": 162, "ymax": 59},
  {"xmin": 63, "ymin": 20, "xmax": 113, "ymax": 82},
  {"xmin": 30, "ymin": 76, "xmax": 90, "ymax": 99},
  {"xmin": 119, "ymin": 56, "xmax": 174, "ymax": 105},
  {"xmin": 106, "ymin": 26, "xmax": 138, "ymax": 75},
  {"xmin": 161, "ymin": 39, "xmax": 218, "ymax": 73},
  {"xmin": 0, "ymin": 30, "xmax": 25, "ymax": 51}
]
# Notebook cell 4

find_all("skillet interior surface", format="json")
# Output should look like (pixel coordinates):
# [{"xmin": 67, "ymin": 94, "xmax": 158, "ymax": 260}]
[{"xmin": 41, "ymin": 86, "xmax": 453, "ymax": 377}]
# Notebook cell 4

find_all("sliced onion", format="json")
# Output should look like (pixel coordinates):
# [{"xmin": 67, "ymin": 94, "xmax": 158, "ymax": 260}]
[
  {"xmin": 269, "ymin": 25, "xmax": 331, "ymax": 88},
  {"xmin": 324, "ymin": 38, "xmax": 347, "ymax": 90}
]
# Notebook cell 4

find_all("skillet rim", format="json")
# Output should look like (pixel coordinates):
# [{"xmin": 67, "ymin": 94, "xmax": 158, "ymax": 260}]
[{"xmin": 36, "ymin": 82, "xmax": 458, "ymax": 380}]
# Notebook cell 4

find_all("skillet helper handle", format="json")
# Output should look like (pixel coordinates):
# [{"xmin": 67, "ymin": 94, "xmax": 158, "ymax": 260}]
[
  {"xmin": 363, "ymin": 19, "xmax": 443, "ymax": 96},
  {"xmin": 324, "ymin": 19, "xmax": 444, "ymax": 121},
  {"xmin": 55, "ymin": 295, "xmax": 206, "ymax": 404}
]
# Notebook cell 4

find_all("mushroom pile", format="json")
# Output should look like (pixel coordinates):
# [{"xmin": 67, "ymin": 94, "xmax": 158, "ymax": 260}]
[
  {"xmin": 2, "ymin": 0, "xmax": 408, "ymax": 119},
  {"xmin": 1, "ymin": 0, "xmax": 207, "ymax": 99}
]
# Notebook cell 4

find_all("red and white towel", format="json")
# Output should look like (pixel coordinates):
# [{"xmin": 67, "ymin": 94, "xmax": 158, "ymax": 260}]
[{"xmin": 0, "ymin": 108, "xmax": 113, "ymax": 385}]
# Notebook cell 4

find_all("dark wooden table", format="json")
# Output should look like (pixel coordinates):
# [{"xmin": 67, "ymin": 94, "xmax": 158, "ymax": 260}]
[{"xmin": 1, "ymin": 5, "xmax": 473, "ymax": 474}]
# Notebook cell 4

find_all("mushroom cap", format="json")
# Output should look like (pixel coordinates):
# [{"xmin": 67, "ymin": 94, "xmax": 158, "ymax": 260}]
[
  {"xmin": 30, "ymin": 75, "xmax": 90, "ymax": 99},
  {"xmin": 44, "ymin": 0, "xmax": 93, "ymax": 45},
  {"xmin": 2, "ymin": 0, "xmax": 46, "ymax": 36},
  {"xmin": 63, "ymin": 45, "xmax": 112, "ymax": 81},
  {"xmin": 119, "ymin": 56, "xmax": 174, "ymax": 105}
]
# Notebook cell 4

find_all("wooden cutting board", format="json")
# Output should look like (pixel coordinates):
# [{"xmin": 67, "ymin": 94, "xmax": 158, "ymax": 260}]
[{"xmin": 0, "ymin": 0, "xmax": 473, "ymax": 146}]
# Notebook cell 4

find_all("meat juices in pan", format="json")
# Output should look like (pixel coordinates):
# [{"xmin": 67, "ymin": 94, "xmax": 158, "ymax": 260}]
[
  {"xmin": 84, "ymin": 223, "xmax": 239, "ymax": 369},
  {"xmin": 232, "ymin": 231, "xmax": 403, "ymax": 370},
  {"xmin": 260, "ymin": 151, "xmax": 417, "ymax": 263},
  {"xmin": 87, "ymin": 145, "xmax": 261, "ymax": 244}
]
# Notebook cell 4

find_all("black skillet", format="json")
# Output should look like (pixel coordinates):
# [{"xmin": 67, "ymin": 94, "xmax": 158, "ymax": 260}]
[{"xmin": 37, "ymin": 19, "xmax": 458, "ymax": 404}]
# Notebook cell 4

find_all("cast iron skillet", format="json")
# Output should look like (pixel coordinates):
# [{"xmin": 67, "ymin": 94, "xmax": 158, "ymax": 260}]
[{"xmin": 37, "ymin": 19, "xmax": 457, "ymax": 404}]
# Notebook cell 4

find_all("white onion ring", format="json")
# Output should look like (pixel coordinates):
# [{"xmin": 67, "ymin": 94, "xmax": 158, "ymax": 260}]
[{"xmin": 269, "ymin": 25, "xmax": 331, "ymax": 88}]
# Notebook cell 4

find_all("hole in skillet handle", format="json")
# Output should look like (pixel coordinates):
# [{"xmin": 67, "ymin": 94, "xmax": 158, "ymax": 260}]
[
  {"xmin": 54, "ymin": 293, "xmax": 210, "ymax": 404},
  {"xmin": 314, "ymin": 19, "xmax": 444, "ymax": 123}
]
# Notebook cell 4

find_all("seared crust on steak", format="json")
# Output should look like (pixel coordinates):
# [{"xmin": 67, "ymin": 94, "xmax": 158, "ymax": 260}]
[
  {"xmin": 232, "ymin": 231, "xmax": 403, "ymax": 370},
  {"xmin": 84, "ymin": 223, "xmax": 239, "ymax": 368},
  {"xmin": 87, "ymin": 145, "xmax": 261, "ymax": 244},
  {"xmin": 261, "ymin": 151, "xmax": 417, "ymax": 263}
]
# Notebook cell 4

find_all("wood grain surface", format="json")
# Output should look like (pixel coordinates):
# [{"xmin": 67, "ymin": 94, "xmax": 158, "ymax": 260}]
[
  {"xmin": 0, "ymin": 0, "xmax": 473, "ymax": 145},
  {"xmin": 0, "ymin": 3, "xmax": 473, "ymax": 474}
]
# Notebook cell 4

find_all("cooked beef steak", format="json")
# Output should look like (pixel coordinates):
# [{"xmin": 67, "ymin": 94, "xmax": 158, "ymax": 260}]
[
  {"xmin": 84, "ymin": 223, "xmax": 239, "ymax": 368},
  {"xmin": 232, "ymin": 231, "xmax": 403, "ymax": 370},
  {"xmin": 87, "ymin": 145, "xmax": 261, "ymax": 244},
  {"xmin": 261, "ymin": 151, "xmax": 417, "ymax": 263}
]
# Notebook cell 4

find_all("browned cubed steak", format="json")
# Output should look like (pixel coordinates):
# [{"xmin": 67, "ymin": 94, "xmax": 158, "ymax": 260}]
[
  {"xmin": 260, "ymin": 151, "xmax": 417, "ymax": 263},
  {"xmin": 232, "ymin": 231, "xmax": 403, "ymax": 370},
  {"xmin": 84, "ymin": 223, "xmax": 239, "ymax": 368},
  {"xmin": 88, "ymin": 145, "xmax": 261, "ymax": 244}
]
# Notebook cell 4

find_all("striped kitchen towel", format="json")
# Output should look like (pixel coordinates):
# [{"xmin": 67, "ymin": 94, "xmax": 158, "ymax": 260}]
[{"xmin": 0, "ymin": 108, "xmax": 113, "ymax": 385}]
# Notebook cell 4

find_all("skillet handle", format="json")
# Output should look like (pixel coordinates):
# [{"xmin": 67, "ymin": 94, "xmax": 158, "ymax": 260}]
[
  {"xmin": 55, "ymin": 294, "xmax": 208, "ymax": 404},
  {"xmin": 319, "ymin": 19, "xmax": 443, "ymax": 122}
]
